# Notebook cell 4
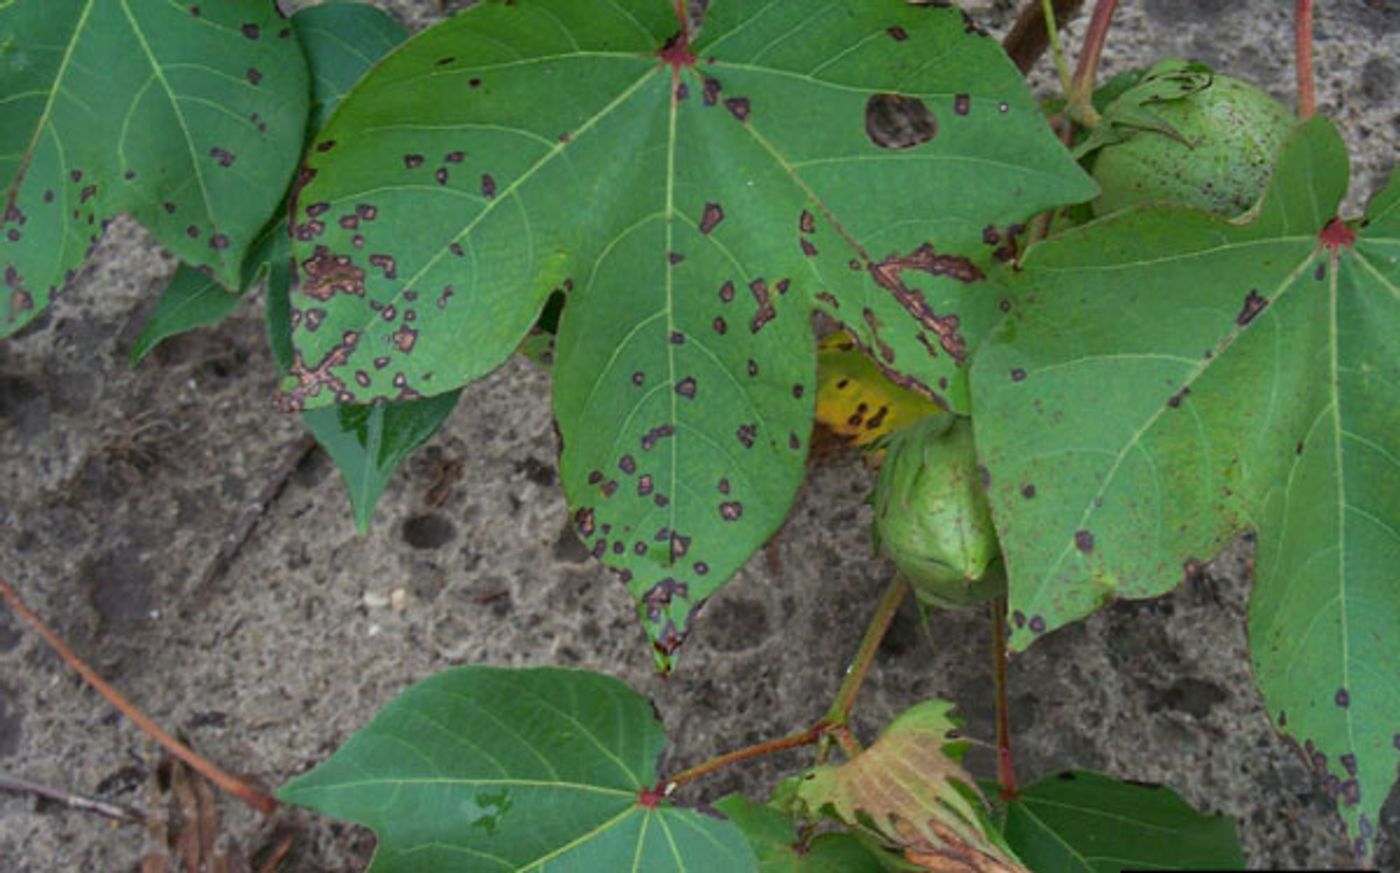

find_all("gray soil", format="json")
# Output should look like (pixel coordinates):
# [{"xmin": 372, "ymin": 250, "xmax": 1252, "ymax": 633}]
[{"xmin": 2, "ymin": 1, "xmax": 1397, "ymax": 870}]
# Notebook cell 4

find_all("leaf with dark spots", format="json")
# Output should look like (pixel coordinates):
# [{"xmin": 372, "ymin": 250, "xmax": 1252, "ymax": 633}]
[
  {"xmin": 280, "ymin": 667, "xmax": 755, "ymax": 870},
  {"xmin": 137, "ymin": 3, "xmax": 407, "ymax": 368},
  {"xmin": 971, "ymin": 118, "xmax": 1400, "ymax": 859},
  {"xmin": 864, "ymin": 93, "xmax": 938, "ymax": 150},
  {"xmin": 287, "ymin": 0, "xmax": 1091, "ymax": 669},
  {"xmin": 0, "ymin": 0, "xmax": 310, "ymax": 336}
]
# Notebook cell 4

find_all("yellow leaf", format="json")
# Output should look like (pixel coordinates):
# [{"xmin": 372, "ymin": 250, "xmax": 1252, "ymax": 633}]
[
  {"xmin": 815, "ymin": 331, "xmax": 942, "ymax": 449},
  {"xmin": 795, "ymin": 701, "xmax": 1027, "ymax": 873}
]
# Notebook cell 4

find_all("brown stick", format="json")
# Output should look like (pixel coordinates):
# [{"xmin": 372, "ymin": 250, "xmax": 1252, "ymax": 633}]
[
  {"xmin": 990, "ymin": 597, "xmax": 1018, "ymax": 799},
  {"xmin": 664, "ymin": 723, "xmax": 827, "ymax": 791},
  {"xmin": 0, "ymin": 577, "xmax": 279, "ymax": 815},
  {"xmin": 1070, "ymin": 0, "xmax": 1119, "ymax": 98},
  {"xmin": 1294, "ymin": 0, "xmax": 1315, "ymax": 119},
  {"xmin": 1004, "ymin": 0, "xmax": 1087, "ymax": 75},
  {"xmin": 0, "ymin": 774, "xmax": 149, "ymax": 825}
]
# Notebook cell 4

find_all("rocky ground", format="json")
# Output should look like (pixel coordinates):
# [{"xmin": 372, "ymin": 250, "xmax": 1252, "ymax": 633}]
[{"xmin": 1, "ymin": 0, "xmax": 1397, "ymax": 870}]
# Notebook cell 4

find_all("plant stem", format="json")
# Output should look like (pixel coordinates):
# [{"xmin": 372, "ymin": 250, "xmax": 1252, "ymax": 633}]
[
  {"xmin": 1003, "ymin": 0, "xmax": 1086, "ymax": 75},
  {"xmin": 824, "ymin": 575, "xmax": 909, "ymax": 726},
  {"xmin": 665, "ymin": 577, "xmax": 911, "ymax": 791},
  {"xmin": 1070, "ymin": 0, "xmax": 1119, "ymax": 102},
  {"xmin": 664, "ymin": 723, "xmax": 825, "ymax": 792},
  {"xmin": 0, "ymin": 577, "xmax": 279, "ymax": 816},
  {"xmin": 990, "ymin": 597, "xmax": 1018, "ymax": 799},
  {"xmin": 1041, "ymin": 0, "xmax": 1075, "ymax": 98},
  {"xmin": 0, "ymin": 774, "xmax": 149, "ymax": 825},
  {"xmin": 1294, "ymin": 0, "xmax": 1316, "ymax": 120}
]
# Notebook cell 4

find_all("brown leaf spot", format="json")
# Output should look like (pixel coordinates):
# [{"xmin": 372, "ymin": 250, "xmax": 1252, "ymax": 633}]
[
  {"xmin": 675, "ymin": 377, "xmax": 697, "ymax": 398},
  {"xmin": 702, "ymin": 77, "xmax": 721, "ymax": 106},
  {"xmin": 641, "ymin": 424, "xmax": 674, "ymax": 451},
  {"xmin": 481, "ymin": 174, "xmax": 497, "ymax": 199},
  {"xmin": 886, "ymin": 25, "xmax": 908, "ymax": 41},
  {"xmin": 403, "ymin": 154, "xmax": 424, "ymax": 169},
  {"xmin": 699, "ymin": 202, "xmax": 724, "ymax": 234},
  {"xmin": 954, "ymin": 93, "xmax": 971, "ymax": 115},
  {"xmin": 368, "ymin": 254, "xmax": 397, "ymax": 279},
  {"xmin": 868, "ymin": 242, "xmax": 981, "ymax": 359},
  {"xmin": 718, "ymin": 280, "xmax": 735, "ymax": 303},
  {"xmin": 865, "ymin": 94, "xmax": 937, "ymax": 149},
  {"xmin": 1074, "ymin": 530, "xmax": 1094, "ymax": 554},
  {"xmin": 637, "ymin": 474, "xmax": 654, "ymax": 496},
  {"xmin": 719, "ymin": 501, "xmax": 743, "ymax": 521},
  {"xmin": 736, "ymin": 424, "xmax": 756, "ymax": 448},
  {"xmin": 749, "ymin": 279, "xmax": 775, "ymax": 333},
  {"xmin": 241, "ymin": 23, "xmax": 260, "ymax": 39},
  {"xmin": 391, "ymin": 327, "xmax": 418, "ymax": 353},
  {"xmin": 712, "ymin": 316, "xmax": 726, "ymax": 335},
  {"xmin": 1236, "ymin": 289, "xmax": 1267, "ymax": 326},
  {"xmin": 246, "ymin": 67, "xmax": 262, "ymax": 86},
  {"xmin": 1335, "ymin": 687, "xmax": 1350, "ymax": 708},
  {"xmin": 301, "ymin": 247, "xmax": 365, "ymax": 300},
  {"xmin": 724, "ymin": 97, "xmax": 751, "ymax": 121}
]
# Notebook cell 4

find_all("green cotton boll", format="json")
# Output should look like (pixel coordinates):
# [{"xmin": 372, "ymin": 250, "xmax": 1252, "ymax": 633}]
[
  {"xmin": 1091, "ymin": 62, "xmax": 1295, "ymax": 218},
  {"xmin": 871, "ymin": 416, "xmax": 1004, "ymax": 610}
]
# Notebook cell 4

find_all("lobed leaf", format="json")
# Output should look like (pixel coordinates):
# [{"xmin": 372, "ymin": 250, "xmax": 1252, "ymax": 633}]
[
  {"xmin": 999, "ymin": 771, "xmax": 1243, "ymax": 872},
  {"xmin": 971, "ymin": 117, "xmax": 1400, "ymax": 858},
  {"xmin": 281, "ymin": 0, "xmax": 1092, "ymax": 668},
  {"xmin": 279, "ymin": 666, "xmax": 757, "ymax": 872},
  {"xmin": 794, "ymin": 700, "xmax": 1024, "ymax": 871},
  {"xmin": 0, "ymin": 0, "xmax": 309, "ymax": 335}
]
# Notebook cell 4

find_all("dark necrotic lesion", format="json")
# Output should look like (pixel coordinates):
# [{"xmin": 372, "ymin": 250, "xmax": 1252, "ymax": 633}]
[{"xmin": 864, "ymin": 94, "xmax": 937, "ymax": 149}]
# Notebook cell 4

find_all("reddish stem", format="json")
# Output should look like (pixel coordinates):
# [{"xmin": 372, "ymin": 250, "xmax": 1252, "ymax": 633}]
[
  {"xmin": 991, "ymin": 597, "xmax": 1018, "ymax": 799},
  {"xmin": 1294, "ymin": 0, "xmax": 1316, "ymax": 119},
  {"xmin": 0, "ymin": 577, "xmax": 278, "ymax": 816},
  {"xmin": 1070, "ymin": 0, "xmax": 1119, "ymax": 99},
  {"xmin": 665, "ymin": 723, "xmax": 827, "ymax": 791}
]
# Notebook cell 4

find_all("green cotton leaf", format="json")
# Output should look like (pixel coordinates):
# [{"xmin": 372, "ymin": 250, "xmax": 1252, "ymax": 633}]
[
  {"xmin": 279, "ymin": 1, "xmax": 1092, "ymax": 669},
  {"xmin": 293, "ymin": 0, "xmax": 407, "ymax": 135},
  {"xmin": 129, "ymin": 268, "xmax": 242, "ymax": 366},
  {"xmin": 290, "ymin": 4, "xmax": 428, "ymax": 536},
  {"xmin": 303, "ymin": 390, "xmax": 460, "ymax": 534},
  {"xmin": 970, "ymin": 117, "xmax": 1400, "ymax": 859},
  {"xmin": 134, "ymin": 3, "xmax": 408, "ymax": 365},
  {"xmin": 999, "ymin": 771, "xmax": 1244, "ymax": 872},
  {"xmin": 0, "ymin": 0, "xmax": 309, "ymax": 335},
  {"xmin": 279, "ymin": 666, "xmax": 757, "ymax": 872},
  {"xmin": 714, "ymin": 794, "xmax": 889, "ymax": 872}
]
